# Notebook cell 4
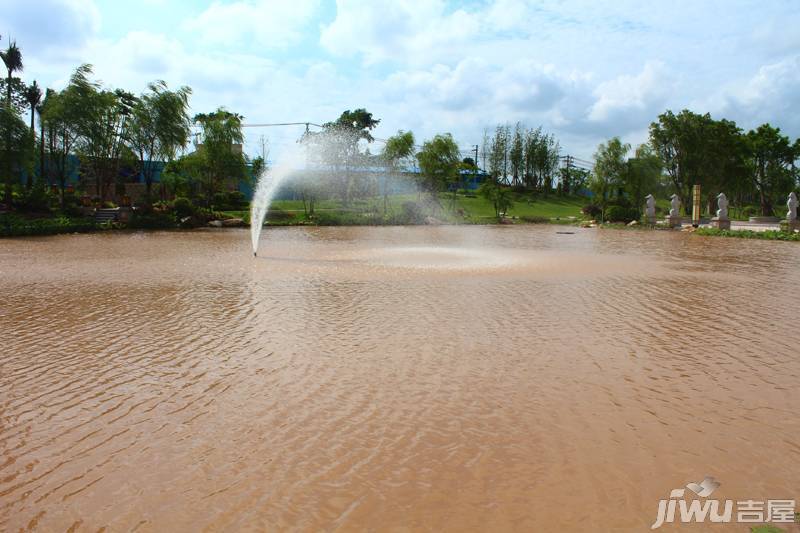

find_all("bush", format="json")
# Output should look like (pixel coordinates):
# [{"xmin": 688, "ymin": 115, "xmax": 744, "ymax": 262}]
[
  {"xmin": 173, "ymin": 197, "xmax": 195, "ymax": 219},
  {"xmin": 16, "ymin": 186, "xmax": 52, "ymax": 213},
  {"xmin": 212, "ymin": 192, "xmax": 230, "ymax": 211},
  {"xmin": 582, "ymin": 204, "xmax": 602, "ymax": 219},
  {"xmin": 742, "ymin": 206, "xmax": 758, "ymax": 218},
  {"xmin": 227, "ymin": 191, "xmax": 248, "ymax": 209},
  {"xmin": 519, "ymin": 215, "xmax": 549, "ymax": 224},
  {"xmin": 607, "ymin": 196, "xmax": 633, "ymax": 209},
  {"xmin": 102, "ymin": 201, "xmax": 117, "ymax": 209},
  {"xmin": 129, "ymin": 211, "xmax": 176, "ymax": 229},
  {"xmin": 0, "ymin": 214, "xmax": 97, "ymax": 236},
  {"xmin": 400, "ymin": 201, "xmax": 426, "ymax": 224},
  {"xmin": 605, "ymin": 205, "xmax": 641, "ymax": 223}
]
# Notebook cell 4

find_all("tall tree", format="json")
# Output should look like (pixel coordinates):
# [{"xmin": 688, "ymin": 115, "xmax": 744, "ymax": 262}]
[
  {"xmin": 591, "ymin": 137, "xmax": 630, "ymax": 219},
  {"xmin": 650, "ymin": 110, "xmax": 746, "ymax": 214},
  {"xmin": 745, "ymin": 124, "xmax": 797, "ymax": 216},
  {"xmin": 1, "ymin": 38, "xmax": 23, "ymax": 106},
  {"xmin": 0, "ymin": 106, "xmax": 33, "ymax": 207},
  {"xmin": 23, "ymin": 81, "xmax": 42, "ymax": 189},
  {"xmin": 624, "ymin": 143, "xmax": 662, "ymax": 211},
  {"xmin": 193, "ymin": 108, "xmax": 245, "ymax": 202},
  {"xmin": 1, "ymin": 38, "xmax": 24, "ymax": 206},
  {"xmin": 128, "ymin": 81, "xmax": 192, "ymax": 200},
  {"xmin": 509, "ymin": 123, "xmax": 524, "ymax": 186},
  {"xmin": 382, "ymin": 130, "xmax": 415, "ymax": 214},
  {"xmin": 416, "ymin": 133, "xmax": 460, "ymax": 207}
]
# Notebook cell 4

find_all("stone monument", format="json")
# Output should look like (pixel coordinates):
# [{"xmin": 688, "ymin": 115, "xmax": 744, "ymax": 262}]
[
  {"xmin": 711, "ymin": 192, "xmax": 731, "ymax": 230},
  {"xmin": 645, "ymin": 194, "xmax": 656, "ymax": 226},
  {"xmin": 667, "ymin": 194, "xmax": 682, "ymax": 228},
  {"xmin": 783, "ymin": 191, "xmax": 799, "ymax": 231}
]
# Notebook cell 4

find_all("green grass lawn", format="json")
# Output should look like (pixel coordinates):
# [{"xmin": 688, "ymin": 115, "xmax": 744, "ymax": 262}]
[{"xmin": 224, "ymin": 192, "xmax": 588, "ymax": 226}]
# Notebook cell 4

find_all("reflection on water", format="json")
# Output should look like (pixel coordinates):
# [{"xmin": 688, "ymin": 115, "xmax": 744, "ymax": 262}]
[{"xmin": 1, "ymin": 226, "xmax": 799, "ymax": 531}]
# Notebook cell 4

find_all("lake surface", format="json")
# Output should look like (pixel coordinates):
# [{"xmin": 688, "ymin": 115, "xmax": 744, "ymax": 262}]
[{"xmin": 1, "ymin": 226, "xmax": 798, "ymax": 531}]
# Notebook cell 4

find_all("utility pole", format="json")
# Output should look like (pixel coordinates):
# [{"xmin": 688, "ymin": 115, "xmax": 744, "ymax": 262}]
[{"xmin": 473, "ymin": 144, "xmax": 479, "ymax": 190}]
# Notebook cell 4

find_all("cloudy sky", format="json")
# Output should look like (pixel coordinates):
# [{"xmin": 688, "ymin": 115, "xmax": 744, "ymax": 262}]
[{"xmin": 4, "ymin": 0, "xmax": 800, "ymax": 163}]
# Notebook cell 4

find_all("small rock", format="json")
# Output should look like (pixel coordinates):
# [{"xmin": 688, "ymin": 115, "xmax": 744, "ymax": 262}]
[
  {"xmin": 208, "ymin": 220, "xmax": 224, "ymax": 228},
  {"xmin": 627, "ymin": 220, "xmax": 639, "ymax": 226},
  {"xmin": 222, "ymin": 218, "xmax": 244, "ymax": 227}
]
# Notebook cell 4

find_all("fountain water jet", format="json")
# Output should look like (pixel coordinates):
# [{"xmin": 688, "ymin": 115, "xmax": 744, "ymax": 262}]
[{"xmin": 250, "ymin": 148, "xmax": 304, "ymax": 256}]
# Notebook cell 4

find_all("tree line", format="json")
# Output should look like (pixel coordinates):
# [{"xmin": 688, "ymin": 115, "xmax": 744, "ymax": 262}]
[
  {"xmin": 0, "ymin": 36, "xmax": 261, "ymax": 213},
  {"xmin": 591, "ymin": 110, "xmax": 800, "ymax": 219}
]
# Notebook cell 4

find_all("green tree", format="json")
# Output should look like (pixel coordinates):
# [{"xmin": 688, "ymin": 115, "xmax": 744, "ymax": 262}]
[
  {"xmin": 0, "ymin": 105, "xmax": 33, "ymax": 207},
  {"xmin": 1, "ymin": 38, "xmax": 24, "ymax": 206},
  {"xmin": 624, "ymin": 143, "xmax": 662, "ymax": 211},
  {"xmin": 1, "ymin": 38, "xmax": 23, "ymax": 106},
  {"xmin": 382, "ymin": 130, "xmax": 415, "ymax": 213},
  {"xmin": 650, "ymin": 110, "xmax": 747, "ymax": 215},
  {"xmin": 21, "ymin": 81, "xmax": 42, "ymax": 189},
  {"xmin": 40, "ymin": 71, "xmax": 85, "ymax": 206},
  {"xmin": 591, "ymin": 137, "xmax": 630, "ymax": 220},
  {"xmin": 509, "ymin": 122, "xmax": 524, "ymax": 186},
  {"xmin": 745, "ymin": 124, "xmax": 797, "ymax": 216},
  {"xmin": 193, "ymin": 108, "xmax": 246, "ymax": 202},
  {"xmin": 479, "ymin": 179, "xmax": 513, "ymax": 219},
  {"xmin": 416, "ymin": 133, "xmax": 460, "ymax": 208},
  {"xmin": 128, "ymin": 81, "xmax": 192, "ymax": 200}
]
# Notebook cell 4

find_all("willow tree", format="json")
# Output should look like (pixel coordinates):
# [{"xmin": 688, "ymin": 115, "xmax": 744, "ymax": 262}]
[
  {"xmin": 192, "ymin": 108, "xmax": 245, "ymax": 202},
  {"xmin": 128, "ymin": 81, "xmax": 192, "ymax": 200},
  {"xmin": 382, "ymin": 130, "xmax": 415, "ymax": 213},
  {"xmin": 416, "ymin": 133, "xmax": 460, "ymax": 210}
]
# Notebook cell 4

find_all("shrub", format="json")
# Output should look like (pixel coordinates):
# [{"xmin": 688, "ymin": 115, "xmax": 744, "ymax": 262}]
[
  {"xmin": 0, "ymin": 214, "xmax": 97, "ymax": 236},
  {"xmin": 17, "ymin": 186, "xmax": 51, "ymax": 213},
  {"xmin": 227, "ymin": 191, "xmax": 248, "ymax": 209},
  {"xmin": 129, "ymin": 211, "xmax": 176, "ymax": 229},
  {"xmin": 102, "ymin": 201, "xmax": 117, "ymax": 209},
  {"xmin": 173, "ymin": 197, "xmax": 195, "ymax": 219},
  {"xmin": 582, "ymin": 204, "xmax": 602, "ymax": 219},
  {"xmin": 605, "ymin": 205, "xmax": 641, "ymax": 223},
  {"xmin": 212, "ymin": 192, "xmax": 230, "ymax": 211},
  {"xmin": 606, "ymin": 196, "xmax": 633, "ymax": 209},
  {"xmin": 400, "ymin": 201, "xmax": 426, "ymax": 224},
  {"xmin": 742, "ymin": 206, "xmax": 758, "ymax": 218}
]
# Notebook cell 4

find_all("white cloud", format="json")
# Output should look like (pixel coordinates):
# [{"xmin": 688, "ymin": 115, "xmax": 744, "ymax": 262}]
[
  {"xmin": 184, "ymin": 0, "xmax": 320, "ymax": 49},
  {"xmin": 587, "ymin": 61, "xmax": 673, "ymax": 129},
  {"xmin": 320, "ymin": 0, "xmax": 480, "ymax": 66},
  {"xmin": 707, "ymin": 55, "xmax": 800, "ymax": 134},
  {"xmin": 0, "ymin": 0, "xmax": 100, "ymax": 57}
]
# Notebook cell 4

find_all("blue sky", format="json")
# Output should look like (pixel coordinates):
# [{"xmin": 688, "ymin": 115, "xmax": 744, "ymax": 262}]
[{"xmin": 4, "ymin": 0, "xmax": 800, "ymax": 162}]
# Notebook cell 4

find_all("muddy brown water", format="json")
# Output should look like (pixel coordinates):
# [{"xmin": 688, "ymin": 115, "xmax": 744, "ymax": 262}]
[{"xmin": 1, "ymin": 226, "xmax": 798, "ymax": 532}]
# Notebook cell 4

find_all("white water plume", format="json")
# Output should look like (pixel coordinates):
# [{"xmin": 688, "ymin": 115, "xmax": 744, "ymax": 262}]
[{"xmin": 250, "ymin": 147, "xmax": 305, "ymax": 256}]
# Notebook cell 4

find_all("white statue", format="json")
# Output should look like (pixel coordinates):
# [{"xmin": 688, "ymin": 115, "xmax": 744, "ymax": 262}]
[
  {"xmin": 669, "ymin": 194, "xmax": 681, "ymax": 217},
  {"xmin": 645, "ymin": 194, "xmax": 656, "ymax": 219},
  {"xmin": 716, "ymin": 192, "xmax": 729, "ymax": 220},
  {"xmin": 788, "ymin": 192, "xmax": 798, "ymax": 222}
]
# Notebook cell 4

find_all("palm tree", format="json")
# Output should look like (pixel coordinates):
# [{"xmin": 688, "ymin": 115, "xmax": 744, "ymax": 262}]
[
  {"xmin": 23, "ymin": 81, "xmax": 42, "ymax": 189},
  {"xmin": 1, "ymin": 38, "xmax": 24, "ymax": 207},
  {"xmin": 1, "ymin": 39, "xmax": 23, "ymax": 106},
  {"xmin": 24, "ymin": 81, "xmax": 41, "ymax": 131}
]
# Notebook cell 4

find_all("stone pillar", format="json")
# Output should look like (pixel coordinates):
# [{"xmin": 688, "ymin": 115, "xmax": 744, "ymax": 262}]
[{"xmin": 710, "ymin": 192, "xmax": 731, "ymax": 230}]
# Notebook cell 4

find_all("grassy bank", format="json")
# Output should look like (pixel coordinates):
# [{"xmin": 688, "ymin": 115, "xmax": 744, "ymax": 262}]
[
  {"xmin": 694, "ymin": 227, "xmax": 800, "ymax": 241},
  {"xmin": 0, "ymin": 193, "xmax": 587, "ymax": 237},
  {"xmin": 226, "ymin": 193, "xmax": 586, "ymax": 226}
]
